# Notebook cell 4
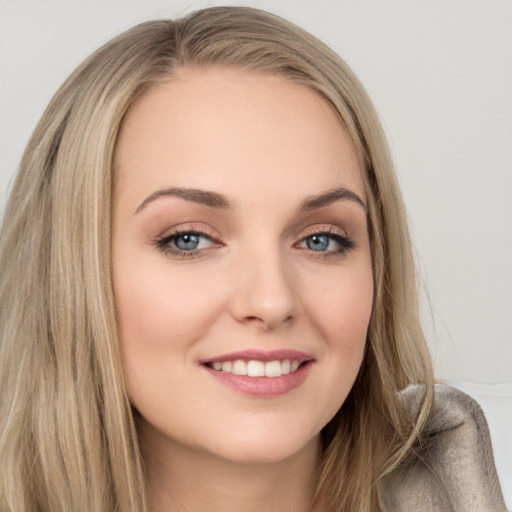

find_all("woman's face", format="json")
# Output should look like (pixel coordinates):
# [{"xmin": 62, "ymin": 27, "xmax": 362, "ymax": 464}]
[{"xmin": 112, "ymin": 68, "xmax": 373, "ymax": 465}]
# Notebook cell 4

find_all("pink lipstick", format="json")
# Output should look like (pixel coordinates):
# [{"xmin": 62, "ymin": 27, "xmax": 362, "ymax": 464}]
[{"xmin": 199, "ymin": 349, "xmax": 314, "ymax": 397}]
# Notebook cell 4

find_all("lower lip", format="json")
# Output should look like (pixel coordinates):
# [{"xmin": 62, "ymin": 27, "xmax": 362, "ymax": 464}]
[{"xmin": 202, "ymin": 361, "xmax": 313, "ymax": 398}]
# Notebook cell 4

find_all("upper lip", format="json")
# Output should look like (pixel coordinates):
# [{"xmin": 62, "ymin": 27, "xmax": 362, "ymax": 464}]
[{"xmin": 199, "ymin": 349, "xmax": 314, "ymax": 365}]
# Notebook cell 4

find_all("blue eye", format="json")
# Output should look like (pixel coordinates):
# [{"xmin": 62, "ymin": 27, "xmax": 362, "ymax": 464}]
[
  {"xmin": 306, "ymin": 234, "xmax": 330, "ymax": 251},
  {"xmin": 157, "ymin": 230, "xmax": 217, "ymax": 257},
  {"xmin": 174, "ymin": 233, "xmax": 200, "ymax": 250},
  {"xmin": 298, "ymin": 231, "xmax": 355, "ymax": 256}
]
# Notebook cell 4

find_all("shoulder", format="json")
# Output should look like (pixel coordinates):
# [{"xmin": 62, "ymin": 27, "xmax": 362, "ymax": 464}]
[{"xmin": 379, "ymin": 384, "xmax": 508, "ymax": 512}]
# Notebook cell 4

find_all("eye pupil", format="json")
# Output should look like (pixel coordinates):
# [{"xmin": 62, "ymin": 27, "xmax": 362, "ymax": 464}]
[
  {"xmin": 175, "ymin": 234, "xmax": 200, "ymax": 250},
  {"xmin": 307, "ymin": 234, "xmax": 329, "ymax": 251}
]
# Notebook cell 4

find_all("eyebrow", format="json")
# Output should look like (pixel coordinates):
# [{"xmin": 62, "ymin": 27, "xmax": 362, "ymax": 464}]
[
  {"xmin": 135, "ymin": 187, "xmax": 231, "ymax": 213},
  {"xmin": 135, "ymin": 186, "xmax": 365, "ymax": 214},
  {"xmin": 299, "ymin": 187, "xmax": 366, "ymax": 211}
]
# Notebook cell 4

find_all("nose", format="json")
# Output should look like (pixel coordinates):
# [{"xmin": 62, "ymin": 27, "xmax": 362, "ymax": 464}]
[{"xmin": 229, "ymin": 249, "xmax": 298, "ymax": 330}]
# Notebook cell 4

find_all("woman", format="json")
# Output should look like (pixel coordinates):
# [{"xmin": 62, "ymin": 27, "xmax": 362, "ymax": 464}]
[{"xmin": 0, "ymin": 6, "xmax": 505, "ymax": 512}]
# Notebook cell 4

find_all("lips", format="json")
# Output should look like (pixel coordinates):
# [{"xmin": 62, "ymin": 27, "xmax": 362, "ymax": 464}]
[
  {"xmin": 207, "ymin": 359, "xmax": 302, "ymax": 377},
  {"xmin": 200, "ymin": 349, "xmax": 314, "ymax": 397}
]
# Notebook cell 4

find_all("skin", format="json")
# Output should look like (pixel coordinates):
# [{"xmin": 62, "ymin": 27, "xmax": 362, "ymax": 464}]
[{"xmin": 112, "ymin": 68, "xmax": 373, "ymax": 512}]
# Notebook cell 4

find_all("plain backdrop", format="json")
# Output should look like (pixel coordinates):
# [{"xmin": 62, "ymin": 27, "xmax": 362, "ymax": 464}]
[{"xmin": 1, "ymin": 0, "xmax": 511, "ymax": 383}]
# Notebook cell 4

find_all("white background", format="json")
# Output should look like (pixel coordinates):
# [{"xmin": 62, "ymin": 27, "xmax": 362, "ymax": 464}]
[{"xmin": 1, "ymin": 0, "xmax": 511, "ymax": 383}]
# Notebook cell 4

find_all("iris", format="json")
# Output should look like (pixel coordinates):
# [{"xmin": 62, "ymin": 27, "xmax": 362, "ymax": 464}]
[
  {"xmin": 175, "ymin": 234, "xmax": 200, "ymax": 250},
  {"xmin": 306, "ymin": 234, "xmax": 330, "ymax": 251}
]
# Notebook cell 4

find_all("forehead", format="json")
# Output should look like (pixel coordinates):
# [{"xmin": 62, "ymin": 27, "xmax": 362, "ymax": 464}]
[{"xmin": 114, "ymin": 68, "xmax": 365, "ymax": 206}]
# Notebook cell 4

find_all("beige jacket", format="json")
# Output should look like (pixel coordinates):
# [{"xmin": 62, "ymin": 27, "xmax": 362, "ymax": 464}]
[{"xmin": 379, "ymin": 384, "xmax": 508, "ymax": 512}]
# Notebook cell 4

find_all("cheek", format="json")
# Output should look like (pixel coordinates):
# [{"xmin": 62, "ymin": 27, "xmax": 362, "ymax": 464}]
[
  {"xmin": 112, "ymin": 255, "xmax": 229, "ymax": 395},
  {"xmin": 113, "ymin": 260, "xmax": 228, "ymax": 420},
  {"xmin": 115, "ymin": 255, "xmax": 218, "ymax": 339},
  {"xmin": 308, "ymin": 262, "xmax": 373, "ymax": 347},
  {"xmin": 297, "ymin": 266, "xmax": 372, "ymax": 436}
]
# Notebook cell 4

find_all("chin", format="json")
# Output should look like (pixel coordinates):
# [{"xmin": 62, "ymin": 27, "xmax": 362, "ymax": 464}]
[{"xmin": 200, "ymin": 424, "xmax": 321, "ymax": 466}]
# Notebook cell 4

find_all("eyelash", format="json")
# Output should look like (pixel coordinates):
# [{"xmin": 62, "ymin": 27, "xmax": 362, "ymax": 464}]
[
  {"xmin": 155, "ymin": 227, "xmax": 356, "ymax": 259},
  {"xmin": 294, "ymin": 228, "xmax": 356, "ymax": 259},
  {"xmin": 156, "ymin": 229, "xmax": 222, "ymax": 259}
]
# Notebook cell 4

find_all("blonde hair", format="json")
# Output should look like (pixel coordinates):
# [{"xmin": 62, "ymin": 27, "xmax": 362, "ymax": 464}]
[{"xmin": 0, "ymin": 6, "xmax": 433, "ymax": 511}]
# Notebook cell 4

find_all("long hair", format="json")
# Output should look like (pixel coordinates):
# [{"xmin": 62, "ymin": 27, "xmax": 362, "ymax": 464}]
[{"xmin": 0, "ymin": 7, "xmax": 434, "ymax": 511}]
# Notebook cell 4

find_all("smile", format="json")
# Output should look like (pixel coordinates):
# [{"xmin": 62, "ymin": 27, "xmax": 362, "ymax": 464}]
[
  {"xmin": 206, "ymin": 359, "xmax": 302, "ymax": 377},
  {"xmin": 200, "ymin": 350, "xmax": 314, "ymax": 397}
]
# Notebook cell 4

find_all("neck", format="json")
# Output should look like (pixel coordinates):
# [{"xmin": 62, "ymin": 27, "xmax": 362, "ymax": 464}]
[{"xmin": 141, "ymin": 426, "xmax": 321, "ymax": 512}]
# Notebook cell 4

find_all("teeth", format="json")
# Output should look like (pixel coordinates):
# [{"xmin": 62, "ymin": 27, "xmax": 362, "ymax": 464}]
[
  {"xmin": 209, "ymin": 358, "xmax": 303, "ymax": 377},
  {"xmin": 247, "ymin": 360, "xmax": 265, "ymax": 377},
  {"xmin": 221, "ymin": 361, "xmax": 232, "ymax": 373},
  {"xmin": 232, "ymin": 360, "xmax": 247, "ymax": 375},
  {"xmin": 265, "ymin": 360, "xmax": 282, "ymax": 377}
]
